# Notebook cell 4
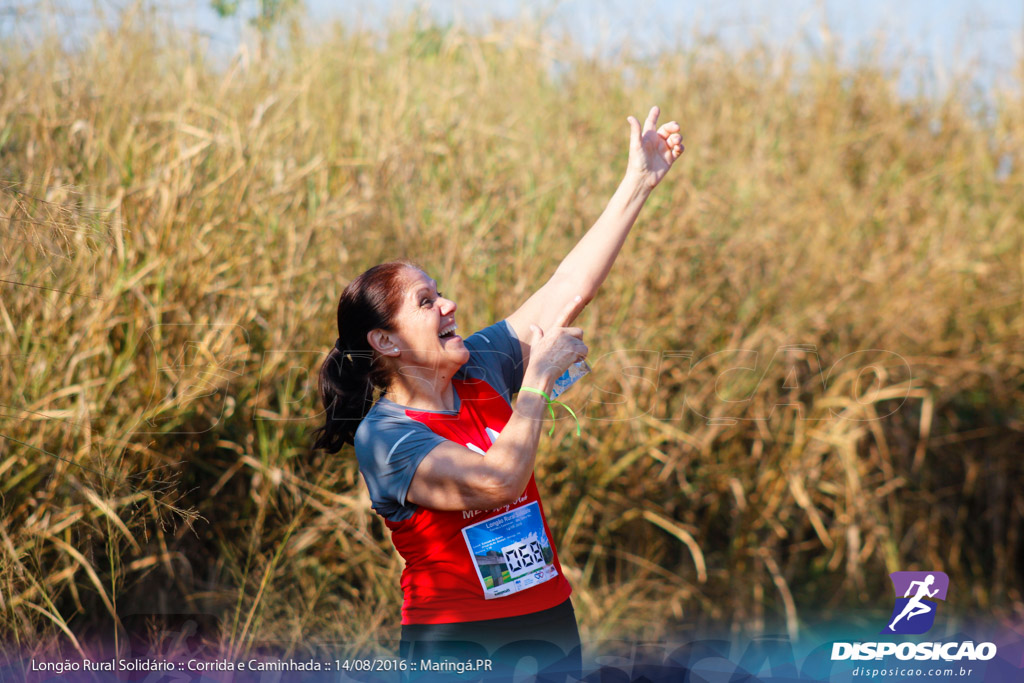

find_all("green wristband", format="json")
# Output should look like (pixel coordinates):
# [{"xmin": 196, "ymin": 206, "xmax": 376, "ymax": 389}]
[{"xmin": 519, "ymin": 387, "xmax": 581, "ymax": 437}]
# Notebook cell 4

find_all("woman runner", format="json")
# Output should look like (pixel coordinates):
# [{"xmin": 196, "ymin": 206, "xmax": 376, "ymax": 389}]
[{"xmin": 315, "ymin": 106, "xmax": 683, "ymax": 681}]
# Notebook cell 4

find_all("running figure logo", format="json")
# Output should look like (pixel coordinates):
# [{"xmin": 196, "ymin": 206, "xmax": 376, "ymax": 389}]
[{"xmin": 881, "ymin": 571, "xmax": 949, "ymax": 635}]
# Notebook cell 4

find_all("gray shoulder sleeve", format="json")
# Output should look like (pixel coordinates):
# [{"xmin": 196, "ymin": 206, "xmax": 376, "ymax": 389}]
[{"xmin": 354, "ymin": 414, "xmax": 448, "ymax": 521}]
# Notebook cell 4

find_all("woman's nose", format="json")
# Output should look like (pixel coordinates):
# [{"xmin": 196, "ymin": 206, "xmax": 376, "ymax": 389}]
[{"xmin": 440, "ymin": 297, "xmax": 457, "ymax": 315}]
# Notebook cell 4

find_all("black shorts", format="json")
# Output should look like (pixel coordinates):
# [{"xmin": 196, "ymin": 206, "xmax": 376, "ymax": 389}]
[{"xmin": 399, "ymin": 598, "xmax": 581, "ymax": 682}]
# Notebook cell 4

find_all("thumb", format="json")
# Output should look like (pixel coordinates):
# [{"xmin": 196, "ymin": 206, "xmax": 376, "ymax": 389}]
[
  {"xmin": 627, "ymin": 115, "xmax": 641, "ymax": 151},
  {"xmin": 529, "ymin": 324, "xmax": 544, "ymax": 343}
]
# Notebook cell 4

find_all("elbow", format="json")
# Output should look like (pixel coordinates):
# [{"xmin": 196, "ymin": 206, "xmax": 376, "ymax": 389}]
[
  {"xmin": 549, "ymin": 272, "xmax": 597, "ymax": 305},
  {"xmin": 477, "ymin": 472, "xmax": 529, "ymax": 508}
]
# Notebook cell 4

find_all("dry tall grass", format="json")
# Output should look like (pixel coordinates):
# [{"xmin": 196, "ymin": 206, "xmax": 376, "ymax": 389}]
[{"xmin": 1, "ymin": 8, "xmax": 1022, "ymax": 660}]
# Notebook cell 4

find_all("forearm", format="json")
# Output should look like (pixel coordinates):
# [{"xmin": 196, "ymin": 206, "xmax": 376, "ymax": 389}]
[
  {"xmin": 506, "ymin": 108, "xmax": 681, "ymax": 337},
  {"xmin": 550, "ymin": 171, "xmax": 652, "ymax": 299},
  {"xmin": 480, "ymin": 370, "xmax": 558, "ymax": 501}
]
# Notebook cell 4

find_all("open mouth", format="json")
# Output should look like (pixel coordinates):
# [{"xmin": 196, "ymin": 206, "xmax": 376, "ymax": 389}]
[{"xmin": 438, "ymin": 322, "xmax": 458, "ymax": 339}]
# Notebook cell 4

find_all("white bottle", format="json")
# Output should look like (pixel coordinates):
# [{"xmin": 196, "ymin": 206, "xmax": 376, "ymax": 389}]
[{"xmin": 549, "ymin": 360, "xmax": 591, "ymax": 400}]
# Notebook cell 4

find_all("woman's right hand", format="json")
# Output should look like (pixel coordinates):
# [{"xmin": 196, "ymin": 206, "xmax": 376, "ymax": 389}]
[{"xmin": 523, "ymin": 296, "xmax": 589, "ymax": 390}]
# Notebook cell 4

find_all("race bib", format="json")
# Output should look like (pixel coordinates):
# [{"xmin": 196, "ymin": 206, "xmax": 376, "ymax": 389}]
[{"xmin": 461, "ymin": 502, "xmax": 560, "ymax": 599}]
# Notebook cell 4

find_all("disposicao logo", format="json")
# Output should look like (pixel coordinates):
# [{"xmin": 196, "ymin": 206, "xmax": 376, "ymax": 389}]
[
  {"xmin": 831, "ymin": 569, "xmax": 998, "ymax": 663},
  {"xmin": 881, "ymin": 571, "xmax": 949, "ymax": 635}
]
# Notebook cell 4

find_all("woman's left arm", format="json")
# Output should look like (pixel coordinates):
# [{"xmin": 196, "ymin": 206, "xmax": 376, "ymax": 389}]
[{"xmin": 505, "ymin": 106, "xmax": 684, "ymax": 352}]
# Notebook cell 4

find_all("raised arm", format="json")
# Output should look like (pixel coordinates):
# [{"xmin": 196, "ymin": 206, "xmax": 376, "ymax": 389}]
[{"xmin": 505, "ymin": 105, "xmax": 684, "ymax": 358}]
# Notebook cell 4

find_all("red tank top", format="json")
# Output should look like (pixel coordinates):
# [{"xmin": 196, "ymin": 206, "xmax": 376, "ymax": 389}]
[{"xmin": 386, "ymin": 375, "xmax": 572, "ymax": 625}]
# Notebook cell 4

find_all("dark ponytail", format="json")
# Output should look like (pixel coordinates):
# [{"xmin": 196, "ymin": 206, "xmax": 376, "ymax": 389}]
[{"xmin": 313, "ymin": 260, "xmax": 418, "ymax": 452}]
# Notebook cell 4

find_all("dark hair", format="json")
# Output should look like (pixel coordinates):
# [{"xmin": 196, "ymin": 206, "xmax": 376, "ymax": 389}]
[{"xmin": 312, "ymin": 260, "xmax": 419, "ymax": 452}]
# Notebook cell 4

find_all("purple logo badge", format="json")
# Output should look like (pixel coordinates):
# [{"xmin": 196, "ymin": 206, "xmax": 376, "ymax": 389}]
[{"xmin": 881, "ymin": 571, "xmax": 949, "ymax": 635}]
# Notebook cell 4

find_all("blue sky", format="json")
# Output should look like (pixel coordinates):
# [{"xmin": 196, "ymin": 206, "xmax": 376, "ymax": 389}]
[{"xmin": 14, "ymin": 0, "xmax": 1024, "ymax": 95}]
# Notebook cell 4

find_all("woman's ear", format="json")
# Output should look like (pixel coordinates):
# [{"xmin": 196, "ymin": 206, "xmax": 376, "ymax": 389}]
[{"xmin": 367, "ymin": 329, "xmax": 400, "ymax": 356}]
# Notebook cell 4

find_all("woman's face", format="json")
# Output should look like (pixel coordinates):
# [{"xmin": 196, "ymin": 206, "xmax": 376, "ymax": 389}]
[{"xmin": 381, "ymin": 268, "xmax": 469, "ymax": 374}]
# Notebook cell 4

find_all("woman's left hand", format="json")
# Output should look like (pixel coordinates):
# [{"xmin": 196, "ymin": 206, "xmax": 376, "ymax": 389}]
[{"xmin": 626, "ymin": 106, "xmax": 684, "ymax": 190}]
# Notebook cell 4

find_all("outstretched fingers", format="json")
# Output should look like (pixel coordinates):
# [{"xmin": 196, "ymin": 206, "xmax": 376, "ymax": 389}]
[
  {"xmin": 628, "ymin": 105, "xmax": 684, "ymax": 174},
  {"xmin": 642, "ymin": 105, "xmax": 660, "ymax": 135}
]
